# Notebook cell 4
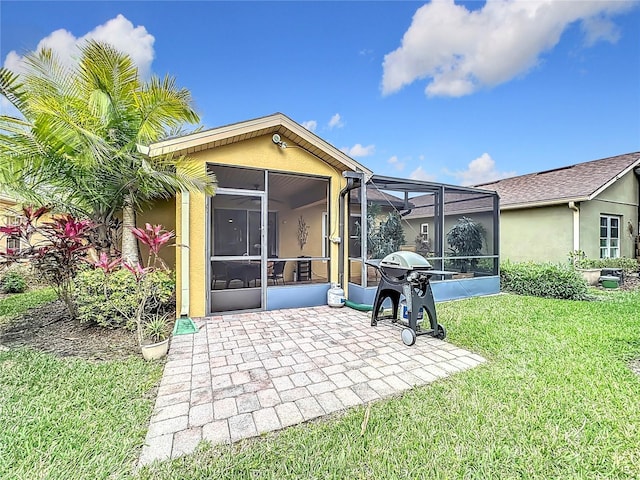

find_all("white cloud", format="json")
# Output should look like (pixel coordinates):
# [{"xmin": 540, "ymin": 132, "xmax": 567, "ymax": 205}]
[
  {"xmin": 328, "ymin": 113, "xmax": 344, "ymax": 129},
  {"xmin": 450, "ymin": 153, "xmax": 516, "ymax": 186},
  {"xmin": 581, "ymin": 15, "xmax": 621, "ymax": 46},
  {"xmin": 3, "ymin": 14, "xmax": 155, "ymax": 78},
  {"xmin": 382, "ymin": 0, "xmax": 634, "ymax": 97},
  {"xmin": 388, "ymin": 155, "xmax": 405, "ymax": 171},
  {"xmin": 342, "ymin": 143, "xmax": 375, "ymax": 157},
  {"xmin": 409, "ymin": 166, "xmax": 437, "ymax": 182},
  {"xmin": 302, "ymin": 120, "xmax": 317, "ymax": 132}
]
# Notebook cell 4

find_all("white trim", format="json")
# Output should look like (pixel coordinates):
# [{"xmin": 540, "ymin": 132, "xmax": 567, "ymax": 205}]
[
  {"xmin": 180, "ymin": 191, "xmax": 190, "ymax": 317},
  {"xmin": 500, "ymin": 197, "xmax": 589, "ymax": 210}
]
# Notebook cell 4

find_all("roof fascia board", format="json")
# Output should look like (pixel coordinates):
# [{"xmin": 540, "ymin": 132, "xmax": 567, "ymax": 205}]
[
  {"xmin": 588, "ymin": 157, "xmax": 640, "ymax": 200},
  {"xmin": 147, "ymin": 113, "xmax": 372, "ymax": 177},
  {"xmin": 501, "ymin": 197, "xmax": 589, "ymax": 210}
]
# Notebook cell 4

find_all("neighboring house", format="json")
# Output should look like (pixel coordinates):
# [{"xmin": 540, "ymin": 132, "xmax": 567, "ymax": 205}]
[
  {"xmin": 477, "ymin": 152, "xmax": 640, "ymax": 264},
  {"xmin": 0, "ymin": 195, "xmax": 22, "ymax": 254},
  {"xmin": 141, "ymin": 113, "xmax": 500, "ymax": 317}
]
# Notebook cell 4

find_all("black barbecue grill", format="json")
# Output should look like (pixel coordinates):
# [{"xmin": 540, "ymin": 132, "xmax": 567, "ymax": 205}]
[{"xmin": 367, "ymin": 251, "xmax": 447, "ymax": 346}]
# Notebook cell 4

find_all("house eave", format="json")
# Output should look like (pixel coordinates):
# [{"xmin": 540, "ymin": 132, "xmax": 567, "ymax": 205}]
[
  {"xmin": 588, "ymin": 157, "xmax": 640, "ymax": 200},
  {"xmin": 500, "ymin": 197, "xmax": 589, "ymax": 211},
  {"xmin": 146, "ymin": 113, "xmax": 373, "ymax": 179}
]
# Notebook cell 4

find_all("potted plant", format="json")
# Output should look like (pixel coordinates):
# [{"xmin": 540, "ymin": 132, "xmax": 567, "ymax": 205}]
[
  {"xmin": 140, "ymin": 313, "xmax": 171, "ymax": 361},
  {"xmin": 94, "ymin": 223, "xmax": 176, "ymax": 360},
  {"xmin": 446, "ymin": 217, "xmax": 485, "ymax": 274},
  {"xmin": 569, "ymin": 250, "xmax": 601, "ymax": 286}
]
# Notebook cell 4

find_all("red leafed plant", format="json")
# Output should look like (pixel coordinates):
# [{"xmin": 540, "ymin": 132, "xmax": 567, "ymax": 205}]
[
  {"xmin": 94, "ymin": 223, "xmax": 175, "ymax": 346},
  {"xmin": 130, "ymin": 223, "xmax": 175, "ymax": 270},
  {"xmin": 0, "ymin": 206, "xmax": 95, "ymax": 318}
]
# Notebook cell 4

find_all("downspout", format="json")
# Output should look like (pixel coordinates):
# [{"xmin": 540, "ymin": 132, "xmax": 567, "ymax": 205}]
[
  {"xmin": 635, "ymin": 168, "xmax": 640, "ymax": 258},
  {"xmin": 338, "ymin": 171, "xmax": 363, "ymax": 289},
  {"xmin": 568, "ymin": 201, "xmax": 580, "ymax": 252},
  {"xmin": 180, "ymin": 190, "xmax": 190, "ymax": 317}
]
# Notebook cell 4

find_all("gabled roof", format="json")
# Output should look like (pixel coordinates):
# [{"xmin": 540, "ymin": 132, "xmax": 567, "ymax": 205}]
[
  {"xmin": 477, "ymin": 152, "xmax": 640, "ymax": 210},
  {"xmin": 144, "ymin": 112, "xmax": 373, "ymax": 179}
]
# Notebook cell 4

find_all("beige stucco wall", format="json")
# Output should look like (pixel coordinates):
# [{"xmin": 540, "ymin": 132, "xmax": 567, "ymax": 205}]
[
  {"xmin": 500, "ymin": 205, "xmax": 574, "ymax": 263},
  {"xmin": 579, "ymin": 170, "xmax": 638, "ymax": 259},
  {"xmin": 174, "ymin": 133, "xmax": 347, "ymax": 318}
]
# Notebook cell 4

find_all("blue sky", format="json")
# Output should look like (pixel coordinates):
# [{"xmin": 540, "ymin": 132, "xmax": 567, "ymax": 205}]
[{"xmin": 2, "ymin": 1, "xmax": 639, "ymax": 185}]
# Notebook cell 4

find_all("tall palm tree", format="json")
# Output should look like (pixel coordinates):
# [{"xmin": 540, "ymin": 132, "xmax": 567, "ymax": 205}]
[{"xmin": 0, "ymin": 40, "xmax": 215, "ymax": 262}]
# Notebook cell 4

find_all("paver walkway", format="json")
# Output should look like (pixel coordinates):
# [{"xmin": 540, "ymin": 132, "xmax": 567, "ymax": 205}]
[{"xmin": 138, "ymin": 306, "xmax": 485, "ymax": 466}]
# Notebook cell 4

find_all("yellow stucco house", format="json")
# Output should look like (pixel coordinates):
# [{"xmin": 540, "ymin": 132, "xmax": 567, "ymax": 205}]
[{"xmin": 143, "ymin": 113, "xmax": 500, "ymax": 318}]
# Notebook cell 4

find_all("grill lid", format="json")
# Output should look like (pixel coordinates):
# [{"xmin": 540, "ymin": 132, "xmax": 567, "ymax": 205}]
[{"xmin": 379, "ymin": 251, "xmax": 432, "ymax": 270}]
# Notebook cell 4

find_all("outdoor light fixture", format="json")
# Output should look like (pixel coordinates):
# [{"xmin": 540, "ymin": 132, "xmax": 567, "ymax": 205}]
[{"xmin": 272, "ymin": 133, "xmax": 287, "ymax": 149}]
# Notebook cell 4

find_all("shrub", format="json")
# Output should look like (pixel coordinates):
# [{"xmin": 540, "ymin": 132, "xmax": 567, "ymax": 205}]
[
  {"xmin": 577, "ymin": 257, "xmax": 639, "ymax": 274},
  {"xmin": 75, "ymin": 268, "xmax": 175, "ymax": 329},
  {"xmin": 0, "ymin": 207, "xmax": 94, "ymax": 318},
  {"xmin": 1, "ymin": 270, "xmax": 27, "ymax": 294},
  {"xmin": 500, "ymin": 261, "xmax": 589, "ymax": 300}
]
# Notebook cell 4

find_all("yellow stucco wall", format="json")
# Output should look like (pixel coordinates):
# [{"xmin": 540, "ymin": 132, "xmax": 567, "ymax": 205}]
[
  {"xmin": 175, "ymin": 134, "xmax": 347, "ymax": 317},
  {"xmin": 138, "ymin": 198, "xmax": 177, "ymax": 269}
]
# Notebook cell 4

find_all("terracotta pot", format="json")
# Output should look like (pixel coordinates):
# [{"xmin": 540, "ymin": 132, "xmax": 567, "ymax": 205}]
[{"xmin": 141, "ymin": 338, "xmax": 169, "ymax": 361}]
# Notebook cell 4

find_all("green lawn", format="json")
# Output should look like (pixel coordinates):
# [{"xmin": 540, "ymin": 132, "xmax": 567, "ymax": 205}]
[
  {"xmin": 1, "ymin": 290, "xmax": 639, "ymax": 479},
  {"xmin": 138, "ymin": 292, "xmax": 640, "ymax": 480},
  {"xmin": 0, "ymin": 291, "xmax": 164, "ymax": 480},
  {"xmin": 0, "ymin": 288, "xmax": 57, "ymax": 326}
]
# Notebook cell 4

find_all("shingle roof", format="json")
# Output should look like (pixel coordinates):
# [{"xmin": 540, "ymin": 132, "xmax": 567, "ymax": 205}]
[
  {"xmin": 476, "ymin": 152, "xmax": 640, "ymax": 209},
  {"xmin": 403, "ymin": 191, "xmax": 496, "ymax": 219}
]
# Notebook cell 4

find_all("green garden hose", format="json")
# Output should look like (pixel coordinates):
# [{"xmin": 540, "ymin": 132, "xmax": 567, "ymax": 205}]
[{"xmin": 344, "ymin": 299, "xmax": 373, "ymax": 312}]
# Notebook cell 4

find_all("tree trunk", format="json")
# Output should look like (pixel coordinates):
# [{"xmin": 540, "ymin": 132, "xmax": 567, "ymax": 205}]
[{"xmin": 121, "ymin": 193, "xmax": 140, "ymax": 265}]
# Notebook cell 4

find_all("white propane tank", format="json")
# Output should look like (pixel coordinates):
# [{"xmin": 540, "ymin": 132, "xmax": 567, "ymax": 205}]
[{"xmin": 327, "ymin": 283, "xmax": 345, "ymax": 307}]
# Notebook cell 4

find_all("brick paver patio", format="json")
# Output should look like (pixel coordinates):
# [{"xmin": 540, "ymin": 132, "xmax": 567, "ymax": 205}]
[{"xmin": 138, "ymin": 306, "xmax": 485, "ymax": 466}]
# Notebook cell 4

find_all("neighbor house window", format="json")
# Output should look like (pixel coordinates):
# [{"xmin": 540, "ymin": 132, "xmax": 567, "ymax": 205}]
[
  {"xmin": 600, "ymin": 215, "xmax": 620, "ymax": 258},
  {"xmin": 5, "ymin": 215, "xmax": 21, "ymax": 252},
  {"xmin": 420, "ymin": 223, "xmax": 429, "ymax": 240}
]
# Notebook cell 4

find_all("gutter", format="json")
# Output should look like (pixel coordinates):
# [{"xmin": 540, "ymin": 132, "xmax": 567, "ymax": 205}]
[
  {"xmin": 501, "ymin": 197, "xmax": 589, "ymax": 211},
  {"xmin": 568, "ymin": 201, "xmax": 580, "ymax": 252},
  {"xmin": 180, "ymin": 190, "xmax": 190, "ymax": 317}
]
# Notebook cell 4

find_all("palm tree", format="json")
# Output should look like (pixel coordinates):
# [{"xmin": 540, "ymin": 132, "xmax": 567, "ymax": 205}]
[{"xmin": 0, "ymin": 41, "xmax": 215, "ymax": 262}]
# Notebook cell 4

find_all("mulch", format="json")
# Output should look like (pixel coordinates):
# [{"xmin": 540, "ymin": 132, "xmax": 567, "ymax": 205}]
[{"xmin": 0, "ymin": 300, "xmax": 139, "ymax": 361}]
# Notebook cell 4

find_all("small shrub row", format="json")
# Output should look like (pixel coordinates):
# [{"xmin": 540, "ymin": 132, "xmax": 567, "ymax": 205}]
[
  {"xmin": 74, "ymin": 268, "xmax": 175, "ymax": 329},
  {"xmin": 575, "ymin": 257, "xmax": 639, "ymax": 274},
  {"xmin": 500, "ymin": 261, "xmax": 589, "ymax": 300},
  {"xmin": 0, "ymin": 270, "xmax": 27, "ymax": 294}
]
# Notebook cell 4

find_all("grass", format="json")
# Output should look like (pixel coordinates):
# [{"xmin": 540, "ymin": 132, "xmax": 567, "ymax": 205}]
[
  {"xmin": 0, "ymin": 350, "xmax": 163, "ymax": 480},
  {"xmin": 137, "ymin": 292, "xmax": 640, "ymax": 479},
  {"xmin": 0, "ymin": 289, "xmax": 164, "ymax": 480},
  {"xmin": 0, "ymin": 287, "xmax": 58, "ymax": 326},
  {"xmin": 1, "ymin": 290, "xmax": 639, "ymax": 479}
]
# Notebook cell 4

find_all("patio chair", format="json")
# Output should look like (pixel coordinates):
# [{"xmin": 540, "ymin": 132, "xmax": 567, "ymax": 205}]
[
  {"xmin": 211, "ymin": 261, "xmax": 228, "ymax": 289},
  {"xmin": 268, "ymin": 260, "xmax": 286, "ymax": 285}
]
